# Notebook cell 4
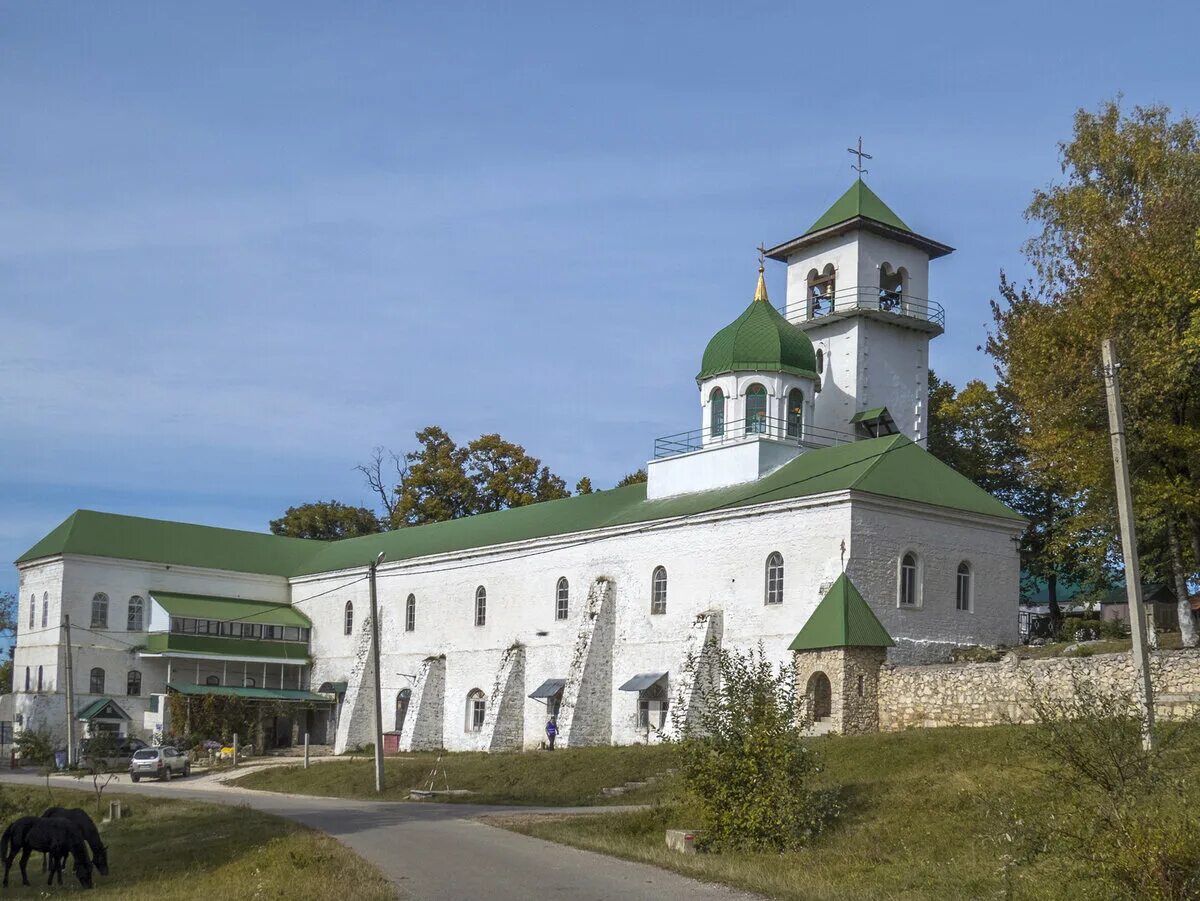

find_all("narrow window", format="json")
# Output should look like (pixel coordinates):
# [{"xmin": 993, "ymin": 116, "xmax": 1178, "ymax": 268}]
[
  {"xmin": 808, "ymin": 265, "xmax": 836, "ymax": 315},
  {"xmin": 396, "ymin": 688, "xmax": 412, "ymax": 732},
  {"xmin": 343, "ymin": 601, "xmax": 354, "ymax": 636},
  {"xmin": 745, "ymin": 383, "xmax": 767, "ymax": 435},
  {"xmin": 128, "ymin": 670, "xmax": 142, "ymax": 696},
  {"xmin": 956, "ymin": 562, "xmax": 972, "ymax": 612},
  {"xmin": 765, "ymin": 552, "xmax": 785, "ymax": 605},
  {"xmin": 37, "ymin": 666, "xmax": 43, "ymax": 692},
  {"xmin": 405, "ymin": 594, "xmax": 416, "ymax": 632},
  {"xmin": 89, "ymin": 667, "xmax": 105, "ymax": 695},
  {"xmin": 555, "ymin": 578, "xmax": 569, "ymax": 621},
  {"xmin": 879, "ymin": 264, "xmax": 904, "ymax": 310},
  {"xmin": 466, "ymin": 689, "xmax": 486, "ymax": 732},
  {"xmin": 650, "ymin": 566, "xmax": 668, "ymax": 615},
  {"xmin": 816, "ymin": 348, "xmax": 825, "ymax": 374},
  {"xmin": 899, "ymin": 553, "xmax": 918, "ymax": 607},
  {"xmin": 475, "ymin": 586, "xmax": 487, "ymax": 626},
  {"xmin": 28, "ymin": 594, "xmax": 35, "ymax": 629},
  {"xmin": 710, "ymin": 387, "xmax": 725, "ymax": 438},
  {"xmin": 205, "ymin": 675, "xmax": 219, "ymax": 686},
  {"xmin": 786, "ymin": 389, "xmax": 804, "ymax": 439},
  {"xmin": 857, "ymin": 674, "xmax": 865, "ymax": 697},
  {"xmin": 24, "ymin": 668, "xmax": 30, "ymax": 692},
  {"xmin": 41, "ymin": 592, "xmax": 48, "ymax": 629},
  {"xmin": 91, "ymin": 592, "xmax": 109, "ymax": 629},
  {"xmin": 127, "ymin": 595, "xmax": 144, "ymax": 631}
]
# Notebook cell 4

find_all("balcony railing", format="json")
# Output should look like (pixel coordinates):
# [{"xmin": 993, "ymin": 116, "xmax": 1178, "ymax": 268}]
[
  {"xmin": 777, "ymin": 287, "xmax": 945, "ymax": 329},
  {"xmin": 653, "ymin": 415, "xmax": 857, "ymax": 459}
]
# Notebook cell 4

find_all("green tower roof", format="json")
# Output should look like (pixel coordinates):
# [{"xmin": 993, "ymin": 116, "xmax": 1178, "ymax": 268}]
[
  {"xmin": 697, "ymin": 268, "xmax": 817, "ymax": 381},
  {"xmin": 805, "ymin": 179, "xmax": 911, "ymax": 234},
  {"xmin": 788, "ymin": 573, "xmax": 895, "ymax": 651}
]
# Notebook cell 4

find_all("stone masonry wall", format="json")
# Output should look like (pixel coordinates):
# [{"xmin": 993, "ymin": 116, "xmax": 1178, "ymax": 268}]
[{"xmin": 400, "ymin": 655, "xmax": 446, "ymax": 751}]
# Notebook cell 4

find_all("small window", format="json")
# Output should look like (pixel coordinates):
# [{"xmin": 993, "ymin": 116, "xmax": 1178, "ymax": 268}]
[
  {"xmin": 89, "ymin": 667, "xmax": 105, "ymax": 695},
  {"xmin": 899, "ymin": 553, "xmax": 919, "ymax": 607},
  {"xmin": 856, "ymin": 674, "xmax": 865, "ymax": 697},
  {"xmin": 243, "ymin": 677, "xmax": 256, "ymax": 688},
  {"xmin": 149, "ymin": 695, "xmax": 159, "ymax": 713},
  {"xmin": 91, "ymin": 593, "xmax": 109, "ymax": 629},
  {"xmin": 128, "ymin": 670, "xmax": 142, "ymax": 696},
  {"xmin": 651, "ymin": 566, "xmax": 668, "ymax": 615},
  {"xmin": 405, "ymin": 594, "xmax": 416, "ymax": 632},
  {"xmin": 127, "ymin": 595, "xmax": 144, "ymax": 631},
  {"xmin": 956, "ymin": 562, "xmax": 972, "ymax": 612},
  {"xmin": 28, "ymin": 594, "xmax": 35, "ymax": 629},
  {"xmin": 396, "ymin": 688, "xmax": 412, "ymax": 732},
  {"xmin": 809, "ymin": 264, "xmax": 836, "ymax": 315},
  {"xmin": 816, "ymin": 348, "xmax": 824, "ymax": 373},
  {"xmin": 710, "ymin": 387, "xmax": 725, "ymax": 438},
  {"xmin": 765, "ymin": 552, "xmax": 785, "ymax": 605},
  {"xmin": 475, "ymin": 586, "xmax": 487, "ymax": 627},
  {"xmin": 41, "ymin": 592, "xmax": 48, "ymax": 629},
  {"xmin": 205, "ymin": 675, "xmax": 220, "ymax": 686},
  {"xmin": 786, "ymin": 389, "xmax": 804, "ymax": 439},
  {"xmin": 466, "ymin": 688, "xmax": 486, "ymax": 732},
  {"xmin": 37, "ymin": 666, "xmax": 43, "ymax": 693},
  {"xmin": 283, "ymin": 626, "xmax": 300, "ymax": 642},
  {"xmin": 555, "ymin": 578, "xmax": 569, "ymax": 621},
  {"xmin": 344, "ymin": 601, "xmax": 354, "ymax": 636},
  {"xmin": 637, "ymin": 683, "xmax": 669, "ymax": 730},
  {"xmin": 745, "ymin": 383, "xmax": 767, "ymax": 435},
  {"xmin": 24, "ymin": 667, "xmax": 30, "ymax": 692}
]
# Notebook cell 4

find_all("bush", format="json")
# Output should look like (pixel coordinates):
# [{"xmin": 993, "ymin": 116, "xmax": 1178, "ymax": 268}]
[
  {"xmin": 1061, "ymin": 616, "xmax": 1126, "ymax": 642},
  {"xmin": 672, "ymin": 643, "xmax": 838, "ymax": 852},
  {"xmin": 15, "ymin": 729, "xmax": 56, "ymax": 767}
]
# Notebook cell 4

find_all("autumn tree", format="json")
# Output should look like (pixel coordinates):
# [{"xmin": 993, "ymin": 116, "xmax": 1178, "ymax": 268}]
[
  {"xmin": 616, "ymin": 469, "xmax": 647, "ymax": 487},
  {"xmin": 464, "ymin": 433, "xmax": 569, "ymax": 513},
  {"xmin": 0, "ymin": 591, "xmax": 15, "ymax": 693},
  {"xmin": 989, "ymin": 100, "xmax": 1200, "ymax": 645},
  {"xmin": 269, "ymin": 502, "xmax": 382, "ymax": 540}
]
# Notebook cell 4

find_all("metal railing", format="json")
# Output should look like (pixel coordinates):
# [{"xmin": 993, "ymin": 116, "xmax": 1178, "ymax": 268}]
[
  {"xmin": 777, "ymin": 287, "xmax": 945, "ymax": 329},
  {"xmin": 653, "ymin": 415, "xmax": 857, "ymax": 459}
]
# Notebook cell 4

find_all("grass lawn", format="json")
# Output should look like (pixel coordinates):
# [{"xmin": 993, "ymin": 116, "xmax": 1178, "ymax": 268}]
[
  {"xmin": 503, "ymin": 726, "xmax": 1112, "ymax": 901},
  {"xmin": 0, "ymin": 784, "xmax": 396, "ymax": 899},
  {"xmin": 231, "ymin": 744, "xmax": 677, "ymax": 806},
  {"xmin": 1014, "ymin": 630, "xmax": 1183, "ymax": 659}
]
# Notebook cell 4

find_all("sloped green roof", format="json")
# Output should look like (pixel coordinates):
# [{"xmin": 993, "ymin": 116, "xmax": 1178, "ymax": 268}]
[
  {"xmin": 806, "ymin": 179, "xmax": 910, "ymax": 235},
  {"xmin": 76, "ymin": 698, "xmax": 131, "ymax": 720},
  {"xmin": 16, "ymin": 510, "xmax": 324, "ymax": 576},
  {"xmin": 788, "ymin": 574, "xmax": 894, "ymax": 651},
  {"xmin": 149, "ymin": 591, "xmax": 312, "ymax": 628},
  {"xmin": 849, "ymin": 407, "xmax": 889, "ymax": 423},
  {"xmin": 698, "ymin": 296, "xmax": 817, "ymax": 381},
  {"xmin": 144, "ymin": 633, "xmax": 309, "ymax": 661},
  {"xmin": 167, "ymin": 682, "xmax": 330, "ymax": 702}
]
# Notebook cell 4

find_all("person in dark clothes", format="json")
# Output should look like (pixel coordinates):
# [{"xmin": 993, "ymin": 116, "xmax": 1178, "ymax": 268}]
[{"xmin": 545, "ymin": 717, "xmax": 558, "ymax": 750}]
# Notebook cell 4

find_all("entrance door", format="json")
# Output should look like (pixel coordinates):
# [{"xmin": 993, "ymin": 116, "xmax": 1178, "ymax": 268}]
[{"xmin": 807, "ymin": 672, "xmax": 832, "ymax": 721}]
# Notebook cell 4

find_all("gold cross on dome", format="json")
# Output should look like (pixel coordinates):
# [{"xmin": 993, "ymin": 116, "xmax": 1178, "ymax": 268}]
[{"xmin": 848, "ymin": 136, "xmax": 872, "ymax": 176}]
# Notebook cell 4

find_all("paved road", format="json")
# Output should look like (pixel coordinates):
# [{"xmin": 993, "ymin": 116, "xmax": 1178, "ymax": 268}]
[{"xmin": 0, "ymin": 772, "xmax": 761, "ymax": 901}]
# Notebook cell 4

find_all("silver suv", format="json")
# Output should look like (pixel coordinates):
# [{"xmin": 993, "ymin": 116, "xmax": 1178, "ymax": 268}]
[{"xmin": 129, "ymin": 746, "xmax": 191, "ymax": 782}]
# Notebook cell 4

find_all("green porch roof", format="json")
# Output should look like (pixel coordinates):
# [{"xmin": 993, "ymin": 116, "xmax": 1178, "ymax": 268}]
[
  {"xmin": 806, "ymin": 179, "xmax": 910, "ymax": 235},
  {"xmin": 789, "ymin": 574, "xmax": 895, "ymax": 651},
  {"xmin": 150, "ymin": 591, "xmax": 311, "ymax": 628},
  {"xmin": 144, "ymin": 633, "xmax": 309, "ymax": 661},
  {"xmin": 849, "ymin": 407, "xmax": 889, "ymax": 423},
  {"xmin": 166, "ymin": 683, "xmax": 330, "ymax": 703},
  {"xmin": 76, "ymin": 698, "xmax": 131, "ymax": 721}
]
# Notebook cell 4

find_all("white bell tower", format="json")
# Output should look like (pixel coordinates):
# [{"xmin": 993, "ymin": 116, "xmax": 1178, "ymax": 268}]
[{"xmin": 763, "ymin": 178, "xmax": 953, "ymax": 444}]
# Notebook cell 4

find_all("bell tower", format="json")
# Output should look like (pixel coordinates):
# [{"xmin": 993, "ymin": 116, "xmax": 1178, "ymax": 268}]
[{"xmin": 763, "ymin": 178, "xmax": 953, "ymax": 444}]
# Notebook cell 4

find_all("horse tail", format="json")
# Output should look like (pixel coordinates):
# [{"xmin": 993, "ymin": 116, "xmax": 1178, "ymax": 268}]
[{"xmin": 0, "ymin": 821, "xmax": 12, "ymax": 861}]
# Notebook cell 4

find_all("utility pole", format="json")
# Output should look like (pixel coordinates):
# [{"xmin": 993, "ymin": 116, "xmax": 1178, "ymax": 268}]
[
  {"xmin": 368, "ymin": 551, "xmax": 387, "ymax": 792},
  {"xmin": 1101, "ymin": 339, "xmax": 1155, "ymax": 751},
  {"xmin": 63, "ymin": 615, "xmax": 77, "ymax": 767}
]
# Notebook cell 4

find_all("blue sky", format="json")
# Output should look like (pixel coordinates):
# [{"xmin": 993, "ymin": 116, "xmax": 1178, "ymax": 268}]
[{"xmin": 2, "ymin": 2, "xmax": 1197, "ymax": 593}]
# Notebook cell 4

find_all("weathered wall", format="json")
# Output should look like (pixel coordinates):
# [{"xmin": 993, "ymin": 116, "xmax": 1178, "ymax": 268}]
[{"xmin": 878, "ymin": 648, "xmax": 1200, "ymax": 731}]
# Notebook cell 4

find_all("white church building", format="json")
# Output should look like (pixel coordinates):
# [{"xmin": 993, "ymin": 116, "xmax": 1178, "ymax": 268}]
[{"xmin": 10, "ymin": 180, "xmax": 1024, "ymax": 754}]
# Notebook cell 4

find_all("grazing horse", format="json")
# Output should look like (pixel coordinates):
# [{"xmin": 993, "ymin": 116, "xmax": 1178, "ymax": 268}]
[
  {"xmin": 1, "ymin": 816, "xmax": 93, "ymax": 889},
  {"xmin": 42, "ymin": 807, "xmax": 109, "ymax": 876}
]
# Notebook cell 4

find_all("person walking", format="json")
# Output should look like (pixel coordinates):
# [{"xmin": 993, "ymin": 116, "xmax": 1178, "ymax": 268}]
[{"xmin": 545, "ymin": 717, "xmax": 558, "ymax": 751}]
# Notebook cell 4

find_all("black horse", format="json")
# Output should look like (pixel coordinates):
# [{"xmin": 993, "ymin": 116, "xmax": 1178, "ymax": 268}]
[
  {"xmin": 1, "ymin": 816, "xmax": 93, "ymax": 889},
  {"xmin": 42, "ymin": 807, "xmax": 109, "ymax": 876}
]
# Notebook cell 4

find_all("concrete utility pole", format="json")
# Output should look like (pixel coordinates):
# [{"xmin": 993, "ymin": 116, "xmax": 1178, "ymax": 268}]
[
  {"xmin": 1101, "ymin": 339, "xmax": 1156, "ymax": 750},
  {"xmin": 63, "ymin": 615, "xmax": 76, "ymax": 767},
  {"xmin": 369, "ymin": 551, "xmax": 387, "ymax": 792}
]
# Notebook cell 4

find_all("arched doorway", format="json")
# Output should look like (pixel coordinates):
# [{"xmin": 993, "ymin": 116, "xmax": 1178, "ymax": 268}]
[
  {"xmin": 807, "ymin": 672, "xmax": 832, "ymax": 721},
  {"xmin": 395, "ymin": 689, "xmax": 412, "ymax": 733}
]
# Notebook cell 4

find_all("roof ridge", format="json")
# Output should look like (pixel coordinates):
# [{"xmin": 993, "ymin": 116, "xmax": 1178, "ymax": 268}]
[{"xmin": 844, "ymin": 433, "xmax": 907, "ymax": 490}]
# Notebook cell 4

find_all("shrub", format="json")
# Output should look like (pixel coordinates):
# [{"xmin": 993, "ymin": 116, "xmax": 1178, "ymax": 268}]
[
  {"xmin": 1061, "ymin": 616, "xmax": 1126, "ymax": 642},
  {"xmin": 15, "ymin": 729, "xmax": 56, "ymax": 768},
  {"xmin": 672, "ymin": 642, "xmax": 838, "ymax": 852}
]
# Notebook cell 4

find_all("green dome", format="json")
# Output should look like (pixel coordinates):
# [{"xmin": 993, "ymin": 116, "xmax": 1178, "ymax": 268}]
[{"xmin": 697, "ymin": 271, "xmax": 818, "ymax": 381}]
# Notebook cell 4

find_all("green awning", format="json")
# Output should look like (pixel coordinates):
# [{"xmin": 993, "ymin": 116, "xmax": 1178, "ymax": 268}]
[
  {"xmin": 144, "ymin": 633, "xmax": 309, "ymax": 661},
  {"xmin": 849, "ymin": 407, "xmax": 889, "ymax": 424},
  {"xmin": 77, "ymin": 698, "xmax": 131, "ymax": 721},
  {"xmin": 167, "ymin": 682, "xmax": 332, "ymax": 703},
  {"xmin": 150, "ymin": 591, "xmax": 311, "ymax": 628}
]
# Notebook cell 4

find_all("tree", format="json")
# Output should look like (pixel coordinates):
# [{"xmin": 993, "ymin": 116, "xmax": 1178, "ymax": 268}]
[
  {"xmin": 464, "ymin": 433, "xmax": 569, "ymax": 513},
  {"xmin": 392, "ymin": 427, "xmax": 478, "ymax": 527},
  {"xmin": 989, "ymin": 101, "xmax": 1200, "ymax": 645},
  {"xmin": 615, "ymin": 469, "xmax": 647, "ymax": 487},
  {"xmin": 574, "ymin": 477, "xmax": 594, "ymax": 495},
  {"xmin": 0, "ymin": 591, "xmax": 15, "ymax": 693},
  {"xmin": 269, "ymin": 501, "xmax": 382, "ymax": 540}
]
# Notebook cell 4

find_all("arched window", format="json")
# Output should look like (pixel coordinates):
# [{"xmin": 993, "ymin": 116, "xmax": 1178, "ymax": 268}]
[
  {"xmin": 28, "ymin": 594, "xmax": 35, "ymax": 629},
  {"xmin": 41, "ymin": 592, "xmax": 48, "ymax": 629},
  {"xmin": 396, "ymin": 688, "xmax": 412, "ymax": 732},
  {"xmin": 24, "ymin": 667, "xmax": 30, "ymax": 692},
  {"xmin": 127, "ymin": 595, "xmax": 144, "ymax": 631},
  {"xmin": 129, "ymin": 670, "xmax": 143, "ymax": 696},
  {"xmin": 475, "ymin": 586, "xmax": 487, "ymax": 626},
  {"xmin": 555, "ymin": 577, "xmax": 569, "ymax": 620},
  {"xmin": 765, "ymin": 552, "xmax": 785, "ymax": 605},
  {"xmin": 808, "ymin": 264, "xmax": 836, "ymax": 315},
  {"xmin": 710, "ymin": 387, "xmax": 725, "ymax": 438},
  {"xmin": 745, "ymin": 383, "xmax": 767, "ymax": 435},
  {"xmin": 466, "ymin": 688, "xmax": 486, "ymax": 732},
  {"xmin": 243, "ymin": 677, "xmax": 256, "ymax": 688},
  {"xmin": 343, "ymin": 601, "xmax": 354, "ymax": 636},
  {"xmin": 899, "ymin": 553, "xmax": 919, "ymax": 607},
  {"xmin": 956, "ymin": 562, "xmax": 972, "ymax": 612},
  {"xmin": 405, "ymin": 594, "xmax": 416, "ymax": 632},
  {"xmin": 786, "ymin": 388, "xmax": 804, "ymax": 439},
  {"xmin": 89, "ymin": 667, "xmax": 105, "ymax": 695},
  {"xmin": 651, "ymin": 566, "xmax": 668, "ymax": 615},
  {"xmin": 205, "ymin": 675, "xmax": 219, "ymax": 686},
  {"xmin": 807, "ymin": 671, "xmax": 832, "ymax": 720},
  {"xmin": 91, "ymin": 593, "xmax": 109, "ymax": 629},
  {"xmin": 816, "ymin": 348, "xmax": 824, "ymax": 374},
  {"xmin": 879, "ymin": 263, "xmax": 904, "ymax": 310},
  {"xmin": 37, "ymin": 666, "xmax": 43, "ymax": 692}
]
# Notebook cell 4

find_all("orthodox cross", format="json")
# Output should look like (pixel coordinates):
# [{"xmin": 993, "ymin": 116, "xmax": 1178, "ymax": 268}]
[
  {"xmin": 847, "ymin": 137, "xmax": 872, "ymax": 176},
  {"xmin": 756, "ymin": 243, "xmax": 767, "ymax": 267}
]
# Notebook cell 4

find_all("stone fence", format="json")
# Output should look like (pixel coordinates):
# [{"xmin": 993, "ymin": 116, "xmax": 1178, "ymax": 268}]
[{"xmin": 876, "ymin": 648, "xmax": 1200, "ymax": 731}]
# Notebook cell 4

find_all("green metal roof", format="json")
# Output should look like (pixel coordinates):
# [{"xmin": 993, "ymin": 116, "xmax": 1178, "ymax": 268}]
[
  {"xmin": 15, "ymin": 510, "xmax": 325, "ymax": 576},
  {"xmin": 849, "ymin": 407, "xmax": 889, "ymax": 424},
  {"xmin": 698, "ymin": 295, "xmax": 817, "ymax": 381},
  {"xmin": 144, "ymin": 633, "xmax": 309, "ymax": 661},
  {"xmin": 150, "ymin": 591, "xmax": 311, "ymax": 628},
  {"xmin": 76, "ymin": 698, "xmax": 131, "ymax": 721},
  {"xmin": 166, "ymin": 682, "xmax": 330, "ymax": 702},
  {"xmin": 788, "ymin": 574, "xmax": 895, "ymax": 651},
  {"xmin": 806, "ymin": 179, "xmax": 910, "ymax": 235}
]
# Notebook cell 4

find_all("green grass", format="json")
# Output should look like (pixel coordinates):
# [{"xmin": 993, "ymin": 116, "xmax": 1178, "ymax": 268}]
[
  {"xmin": 0, "ymin": 785, "xmax": 396, "ymax": 899},
  {"xmin": 231, "ymin": 745, "xmax": 677, "ymax": 806},
  {"xmin": 1016, "ymin": 630, "xmax": 1183, "ymax": 659}
]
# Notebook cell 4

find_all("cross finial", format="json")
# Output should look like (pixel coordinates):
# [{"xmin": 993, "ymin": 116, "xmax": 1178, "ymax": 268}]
[
  {"xmin": 756, "ymin": 243, "xmax": 767, "ymax": 271},
  {"xmin": 847, "ymin": 136, "xmax": 872, "ymax": 176}
]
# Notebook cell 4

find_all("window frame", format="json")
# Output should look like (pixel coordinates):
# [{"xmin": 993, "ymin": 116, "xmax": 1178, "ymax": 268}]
[
  {"xmin": 765, "ymin": 551, "xmax": 785, "ymax": 605},
  {"xmin": 128, "ymin": 670, "xmax": 142, "ymax": 696},
  {"xmin": 898, "ymin": 552, "xmax": 920, "ymax": 608},
  {"xmin": 405, "ymin": 594, "xmax": 416, "ymax": 632},
  {"xmin": 343, "ymin": 601, "xmax": 354, "ymax": 636},
  {"xmin": 28, "ymin": 594, "xmax": 35, "ymax": 630},
  {"xmin": 127, "ymin": 595, "xmax": 144, "ymax": 632},
  {"xmin": 89, "ymin": 667, "xmax": 105, "ymax": 695},
  {"xmin": 41, "ymin": 592, "xmax": 49, "ymax": 629},
  {"xmin": 710, "ymin": 387, "xmax": 725, "ymax": 438},
  {"xmin": 37, "ymin": 665, "xmax": 43, "ymax": 693},
  {"xmin": 396, "ymin": 688, "xmax": 412, "ymax": 732},
  {"xmin": 786, "ymin": 388, "xmax": 804, "ymax": 439},
  {"xmin": 744, "ymin": 383, "xmax": 768, "ymax": 435},
  {"xmin": 91, "ymin": 593, "xmax": 109, "ymax": 629},
  {"xmin": 650, "ymin": 566, "xmax": 668, "ymax": 615},
  {"xmin": 555, "ymin": 578, "xmax": 569, "ymax": 621},
  {"xmin": 466, "ymin": 689, "xmax": 486, "ymax": 733},
  {"xmin": 474, "ymin": 586, "xmax": 487, "ymax": 627},
  {"xmin": 956, "ymin": 562, "xmax": 973, "ymax": 612}
]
